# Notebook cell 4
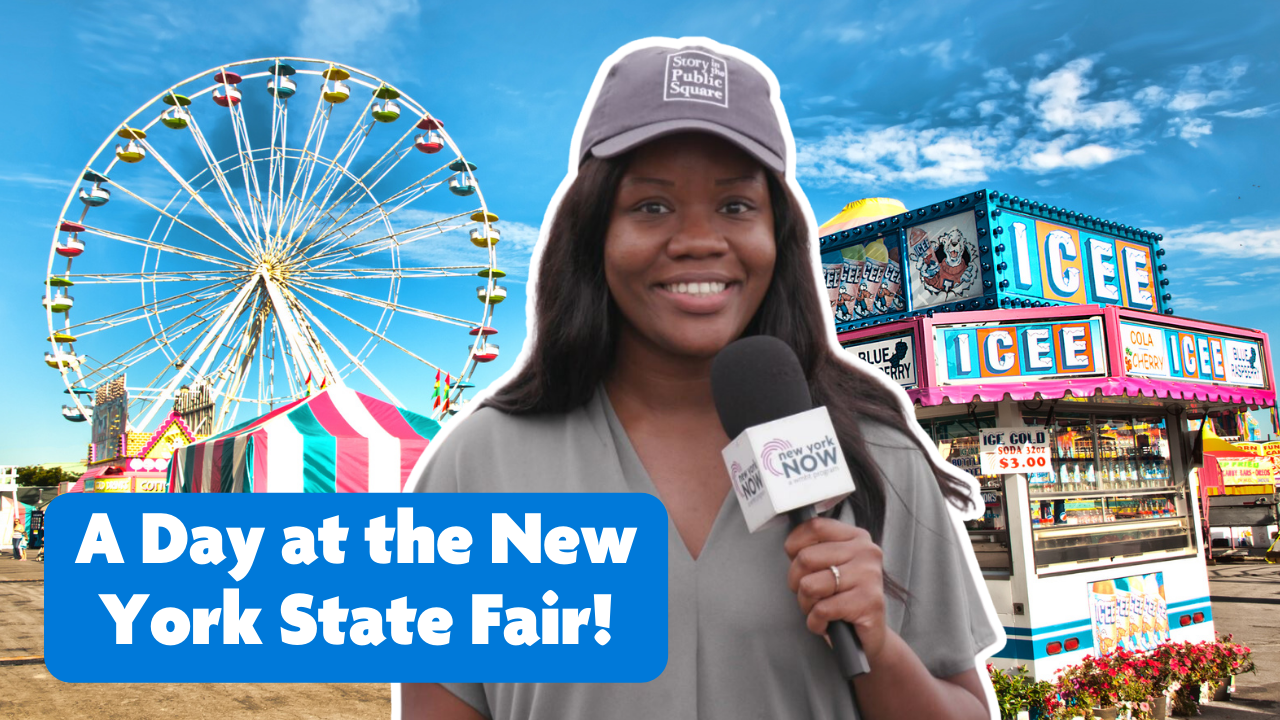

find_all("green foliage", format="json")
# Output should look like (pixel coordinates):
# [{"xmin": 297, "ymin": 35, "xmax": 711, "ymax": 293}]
[
  {"xmin": 15, "ymin": 465, "xmax": 78, "ymax": 487},
  {"xmin": 989, "ymin": 664, "xmax": 1054, "ymax": 720}
]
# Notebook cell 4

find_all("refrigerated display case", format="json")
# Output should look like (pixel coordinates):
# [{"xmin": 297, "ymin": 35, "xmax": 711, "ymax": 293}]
[{"xmin": 1022, "ymin": 414, "xmax": 1195, "ymax": 572}]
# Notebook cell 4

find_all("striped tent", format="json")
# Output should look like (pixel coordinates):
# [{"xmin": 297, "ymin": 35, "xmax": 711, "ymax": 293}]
[{"xmin": 168, "ymin": 386, "xmax": 440, "ymax": 493}]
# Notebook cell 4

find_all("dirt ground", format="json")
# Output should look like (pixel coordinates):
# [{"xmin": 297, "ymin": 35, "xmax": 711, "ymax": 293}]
[{"xmin": 0, "ymin": 554, "xmax": 391, "ymax": 720}]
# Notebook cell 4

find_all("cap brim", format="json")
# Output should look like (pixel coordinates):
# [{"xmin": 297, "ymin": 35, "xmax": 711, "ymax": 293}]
[{"xmin": 589, "ymin": 118, "xmax": 785, "ymax": 174}]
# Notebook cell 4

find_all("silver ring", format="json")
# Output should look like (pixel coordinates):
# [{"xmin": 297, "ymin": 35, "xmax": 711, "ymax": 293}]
[{"xmin": 829, "ymin": 565, "xmax": 842, "ymax": 592}]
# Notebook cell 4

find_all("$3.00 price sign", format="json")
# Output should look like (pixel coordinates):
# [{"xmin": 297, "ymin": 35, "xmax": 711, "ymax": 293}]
[{"xmin": 979, "ymin": 428, "xmax": 1051, "ymax": 475}]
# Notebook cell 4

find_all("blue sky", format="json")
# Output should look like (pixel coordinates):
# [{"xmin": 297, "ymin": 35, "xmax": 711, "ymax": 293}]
[{"xmin": 2, "ymin": 0, "xmax": 1277, "ymax": 464}]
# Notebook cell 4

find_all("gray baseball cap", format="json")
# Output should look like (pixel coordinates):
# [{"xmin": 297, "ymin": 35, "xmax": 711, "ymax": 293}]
[{"xmin": 579, "ymin": 43, "xmax": 787, "ymax": 173}]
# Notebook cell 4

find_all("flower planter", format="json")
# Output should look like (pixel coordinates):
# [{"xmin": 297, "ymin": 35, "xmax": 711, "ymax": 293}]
[
  {"xmin": 1093, "ymin": 707, "xmax": 1118, "ymax": 720},
  {"xmin": 1150, "ymin": 694, "xmax": 1168, "ymax": 720},
  {"xmin": 1211, "ymin": 678, "xmax": 1230, "ymax": 702},
  {"xmin": 1171, "ymin": 684, "xmax": 1200, "ymax": 716}
]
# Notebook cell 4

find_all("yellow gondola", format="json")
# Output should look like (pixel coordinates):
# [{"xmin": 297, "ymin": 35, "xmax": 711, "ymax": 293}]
[{"xmin": 470, "ymin": 227, "xmax": 501, "ymax": 248}]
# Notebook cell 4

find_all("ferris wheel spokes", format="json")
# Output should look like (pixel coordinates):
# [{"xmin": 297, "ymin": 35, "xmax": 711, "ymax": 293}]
[
  {"xmin": 82, "ymin": 201, "xmax": 252, "ymax": 270},
  {"xmin": 295, "ymin": 172, "xmax": 450, "ymax": 261},
  {"xmin": 286, "ymin": 291, "xmax": 403, "ymax": 405},
  {"xmin": 132, "ymin": 277, "xmax": 259, "ymax": 431},
  {"xmin": 292, "ymin": 284, "xmax": 450, "ymax": 376},
  {"xmin": 62, "ymin": 279, "xmax": 239, "ymax": 340},
  {"xmin": 292, "ymin": 278, "xmax": 475, "ymax": 328},
  {"xmin": 305, "ymin": 209, "xmax": 475, "ymax": 269},
  {"xmin": 137, "ymin": 138, "xmax": 261, "ymax": 260},
  {"xmin": 284, "ymin": 97, "xmax": 380, "ymax": 250},
  {"xmin": 223, "ymin": 90, "xmax": 272, "ymax": 245},
  {"xmin": 72, "ymin": 283, "xmax": 241, "ymax": 399},
  {"xmin": 184, "ymin": 116, "xmax": 269, "ymax": 255},
  {"xmin": 68, "ymin": 269, "xmax": 244, "ymax": 284},
  {"xmin": 301, "ymin": 265, "xmax": 487, "ymax": 281}
]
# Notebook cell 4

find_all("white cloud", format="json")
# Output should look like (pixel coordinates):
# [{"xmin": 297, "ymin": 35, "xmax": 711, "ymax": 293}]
[
  {"xmin": 1026, "ymin": 58, "xmax": 1141, "ymax": 133},
  {"xmin": 1167, "ymin": 90, "xmax": 1233, "ymax": 113},
  {"xmin": 797, "ymin": 124, "xmax": 998, "ymax": 189},
  {"xmin": 976, "ymin": 99, "xmax": 1000, "ymax": 117},
  {"xmin": 1016, "ymin": 135, "xmax": 1136, "ymax": 172},
  {"xmin": 983, "ymin": 67, "xmax": 1020, "ymax": 92},
  {"xmin": 828, "ymin": 23, "xmax": 868, "ymax": 44},
  {"xmin": 1173, "ymin": 296, "xmax": 1219, "ymax": 313},
  {"xmin": 1216, "ymin": 106, "xmax": 1272, "ymax": 119},
  {"xmin": 1162, "ymin": 220, "xmax": 1280, "ymax": 259},
  {"xmin": 1166, "ymin": 117, "xmax": 1212, "ymax": 145},
  {"xmin": 0, "ymin": 172, "xmax": 71, "ymax": 190},
  {"xmin": 901, "ymin": 39, "xmax": 958, "ymax": 70},
  {"xmin": 1200, "ymin": 277, "xmax": 1241, "ymax": 287},
  {"xmin": 297, "ymin": 0, "xmax": 419, "ymax": 57},
  {"xmin": 1133, "ymin": 85, "xmax": 1167, "ymax": 106}
]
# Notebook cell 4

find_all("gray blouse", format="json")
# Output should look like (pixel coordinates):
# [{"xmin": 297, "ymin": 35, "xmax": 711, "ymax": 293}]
[{"xmin": 407, "ymin": 389, "xmax": 999, "ymax": 719}]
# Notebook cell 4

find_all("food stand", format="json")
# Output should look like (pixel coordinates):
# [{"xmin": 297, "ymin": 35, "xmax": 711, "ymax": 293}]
[
  {"xmin": 71, "ymin": 375, "xmax": 202, "ymax": 493},
  {"xmin": 821, "ymin": 190, "xmax": 1276, "ymax": 679}
]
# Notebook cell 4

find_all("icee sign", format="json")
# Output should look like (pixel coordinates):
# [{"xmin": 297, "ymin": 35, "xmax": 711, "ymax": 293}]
[
  {"xmin": 991, "ymin": 210, "xmax": 1161, "ymax": 312},
  {"xmin": 935, "ymin": 317, "xmax": 1107, "ymax": 383},
  {"xmin": 1120, "ymin": 320, "xmax": 1267, "ymax": 388},
  {"xmin": 45, "ymin": 493, "xmax": 668, "ymax": 683}
]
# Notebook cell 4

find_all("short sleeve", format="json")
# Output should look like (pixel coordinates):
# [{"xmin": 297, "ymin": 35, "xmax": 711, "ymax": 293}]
[{"xmin": 847, "ymin": 425, "xmax": 1002, "ymax": 678}]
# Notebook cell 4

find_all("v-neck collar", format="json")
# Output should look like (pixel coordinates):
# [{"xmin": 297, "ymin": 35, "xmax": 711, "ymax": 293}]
[{"xmin": 596, "ymin": 387, "xmax": 739, "ymax": 564}]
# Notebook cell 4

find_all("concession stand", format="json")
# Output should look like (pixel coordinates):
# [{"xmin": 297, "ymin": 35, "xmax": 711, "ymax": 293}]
[
  {"xmin": 71, "ymin": 375, "xmax": 200, "ymax": 494},
  {"xmin": 819, "ymin": 190, "xmax": 1276, "ymax": 680}
]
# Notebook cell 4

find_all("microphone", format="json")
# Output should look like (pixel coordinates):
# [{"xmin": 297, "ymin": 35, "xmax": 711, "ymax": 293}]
[{"xmin": 710, "ymin": 335, "xmax": 870, "ymax": 679}]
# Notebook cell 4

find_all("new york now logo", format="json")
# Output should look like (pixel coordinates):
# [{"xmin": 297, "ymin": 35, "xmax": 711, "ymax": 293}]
[{"xmin": 761, "ymin": 437, "xmax": 840, "ymax": 481}]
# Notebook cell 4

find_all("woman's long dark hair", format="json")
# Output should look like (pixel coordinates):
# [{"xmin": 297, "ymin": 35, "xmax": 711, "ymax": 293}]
[{"xmin": 483, "ymin": 153, "xmax": 974, "ymax": 542}]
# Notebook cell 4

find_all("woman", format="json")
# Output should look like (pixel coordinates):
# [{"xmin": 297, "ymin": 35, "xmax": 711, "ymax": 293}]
[
  {"xmin": 12, "ymin": 523, "xmax": 25, "ymax": 561},
  {"xmin": 403, "ymin": 38, "xmax": 1000, "ymax": 720}
]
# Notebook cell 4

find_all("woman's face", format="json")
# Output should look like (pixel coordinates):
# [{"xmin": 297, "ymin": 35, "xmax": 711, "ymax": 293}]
[{"xmin": 605, "ymin": 133, "xmax": 776, "ymax": 361}]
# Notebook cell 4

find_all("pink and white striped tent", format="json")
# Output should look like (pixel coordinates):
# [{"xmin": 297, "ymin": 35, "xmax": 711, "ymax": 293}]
[{"xmin": 168, "ymin": 386, "xmax": 441, "ymax": 493}]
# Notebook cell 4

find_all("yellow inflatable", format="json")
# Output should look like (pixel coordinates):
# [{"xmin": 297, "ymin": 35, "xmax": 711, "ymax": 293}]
[{"xmin": 819, "ymin": 197, "xmax": 908, "ymax": 235}]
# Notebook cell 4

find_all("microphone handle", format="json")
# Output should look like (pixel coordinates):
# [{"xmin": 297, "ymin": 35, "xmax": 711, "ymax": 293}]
[{"xmin": 789, "ymin": 505, "xmax": 871, "ymax": 679}]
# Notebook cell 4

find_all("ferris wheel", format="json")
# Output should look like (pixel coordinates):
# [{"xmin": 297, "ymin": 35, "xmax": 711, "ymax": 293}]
[{"xmin": 45, "ymin": 57, "xmax": 504, "ymax": 436}]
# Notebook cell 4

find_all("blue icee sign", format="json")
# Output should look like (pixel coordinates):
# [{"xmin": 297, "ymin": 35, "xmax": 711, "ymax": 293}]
[{"xmin": 45, "ymin": 493, "xmax": 668, "ymax": 683}]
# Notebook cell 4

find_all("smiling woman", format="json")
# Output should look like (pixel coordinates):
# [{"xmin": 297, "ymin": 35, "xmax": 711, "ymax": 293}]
[
  {"xmin": 605, "ymin": 134, "xmax": 777, "ymax": 364},
  {"xmin": 401, "ymin": 36, "xmax": 1002, "ymax": 720}
]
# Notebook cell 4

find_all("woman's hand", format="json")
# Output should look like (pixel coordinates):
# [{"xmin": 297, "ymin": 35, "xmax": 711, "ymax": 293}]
[{"xmin": 784, "ymin": 517, "xmax": 888, "ymax": 665}]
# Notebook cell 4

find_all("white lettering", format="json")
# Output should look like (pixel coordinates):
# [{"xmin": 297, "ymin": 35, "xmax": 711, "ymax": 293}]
[
  {"xmin": 99, "ymin": 593, "xmax": 148, "ymax": 643},
  {"xmin": 1088, "ymin": 239, "xmax": 1119, "ymax": 301},
  {"xmin": 77, "ymin": 514, "xmax": 124, "ymax": 564}
]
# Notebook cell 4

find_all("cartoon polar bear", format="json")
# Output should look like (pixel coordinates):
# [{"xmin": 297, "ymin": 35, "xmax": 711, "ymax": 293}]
[{"xmin": 922, "ymin": 227, "xmax": 973, "ymax": 294}]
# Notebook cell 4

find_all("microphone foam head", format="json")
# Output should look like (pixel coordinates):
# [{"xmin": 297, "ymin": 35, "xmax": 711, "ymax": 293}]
[{"xmin": 710, "ymin": 335, "xmax": 813, "ymax": 440}]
